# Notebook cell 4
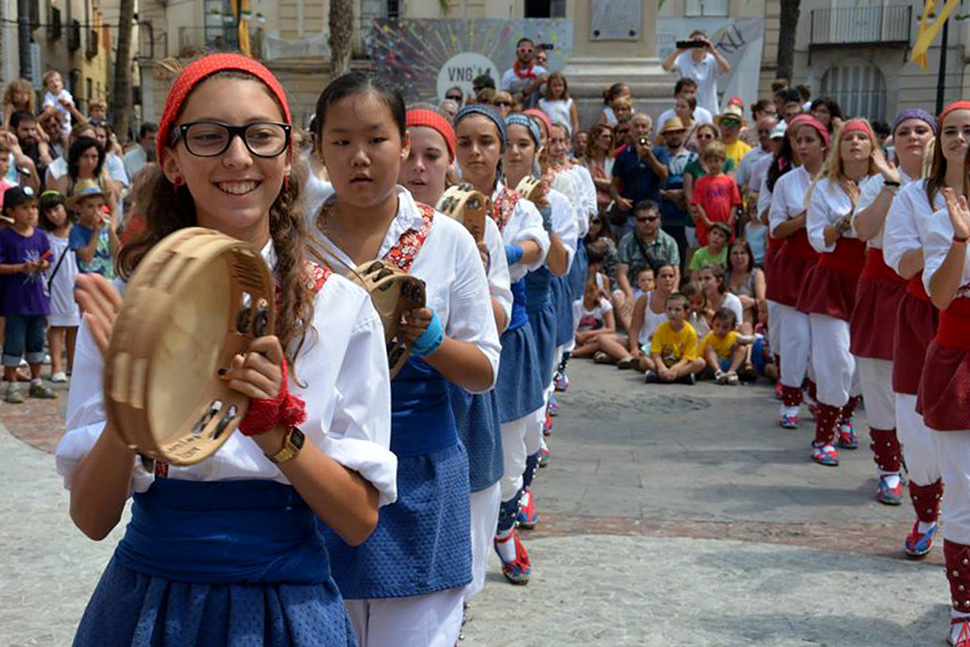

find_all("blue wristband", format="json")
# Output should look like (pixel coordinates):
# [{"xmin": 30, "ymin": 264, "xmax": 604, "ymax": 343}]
[
  {"xmin": 411, "ymin": 310, "xmax": 444, "ymax": 357},
  {"xmin": 540, "ymin": 205, "xmax": 553, "ymax": 232},
  {"xmin": 505, "ymin": 244, "xmax": 524, "ymax": 265}
]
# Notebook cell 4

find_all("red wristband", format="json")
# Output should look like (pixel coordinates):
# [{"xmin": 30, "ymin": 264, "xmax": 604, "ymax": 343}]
[{"xmin": 238, "ymin": 359, "xmax": 307, "ymax": 436}]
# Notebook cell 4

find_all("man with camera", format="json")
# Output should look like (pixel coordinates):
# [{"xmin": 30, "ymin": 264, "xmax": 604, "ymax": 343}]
[
  {"xmin": 501, "ymin": 37, "xmax": 549, "ymax": 109},
  {"xmin": 610, "ymin": 113, "xmax": 669, "ymax": 240},
  {"xmin": 662, "ymin": 29, "xmax": 730, "ymax": 116}
]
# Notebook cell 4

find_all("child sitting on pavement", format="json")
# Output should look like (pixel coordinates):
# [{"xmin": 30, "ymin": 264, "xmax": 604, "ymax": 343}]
[
  {"xmin": 700, "ymin": 308, "xmax": 755, "ymax": 385},
  {"xmin": 644, "ymin": 292, "xmax": 705, "ymax": 384},
  {"xmin": 682, "ymin": 280, "xmax": 710, "ymax": 340},
  {"xmin": 572, "ymin": 280, "xmax": 635, "ymax": 366}
]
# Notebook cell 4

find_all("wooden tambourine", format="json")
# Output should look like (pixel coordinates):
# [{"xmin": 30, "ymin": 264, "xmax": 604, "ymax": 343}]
[
  {"xmin": 349, "ymin": 259, "xmax": 426, "ymax": 379},
  {"xmin": 104, "ymin": 227, "xmax": 276, "ymax": 465},
  {"xmin": 515, "ymin": 175, "xmax": 544, "ymax": 203},
  {"xmin": 437, "ymin": 183, "xmax": 489, "ymax": 242}
]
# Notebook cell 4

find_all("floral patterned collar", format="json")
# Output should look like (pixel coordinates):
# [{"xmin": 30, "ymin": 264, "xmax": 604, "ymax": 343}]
[{"xmin": 489, "ymin": 182, "xmax": 520, "ymax": 233}]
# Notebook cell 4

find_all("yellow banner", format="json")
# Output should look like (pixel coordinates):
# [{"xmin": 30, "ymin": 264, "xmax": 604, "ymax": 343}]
[{"xmin": 910, "ymin": 0, "xmax": 960, "ymax": 70}]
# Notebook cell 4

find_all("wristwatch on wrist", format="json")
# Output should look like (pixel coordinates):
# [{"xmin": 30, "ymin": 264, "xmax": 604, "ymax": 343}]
[
  {"xmin": 266, "ymin": 427, "xmax": 305, "ymax": 465},
  {"xmin": 954, "ymin": 233, "xmax": 970, "ymax": 245}
]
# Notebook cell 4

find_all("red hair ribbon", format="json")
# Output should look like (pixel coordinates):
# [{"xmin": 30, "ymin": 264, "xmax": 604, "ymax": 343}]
[
  {"xmin": 523, "ymin": 109, "xmax": 552, "ymax": 139},
  {"xmin": 939, "ymin": 101, "xmax": 970, "ymax": 129},
  {"xmin": 787, "ymin": 114, "xmax": 830, "ymax": 148},
  {"xmin": 157, "ymin": 53, "xmax": 292, "ymax": 166},
  {"xmin": 839, "ymin": 119, "xmax": 873, "ymax": 141},
  {"xmin": 406, "ymin": 108, "xmax": 457, "ymax": 160}
]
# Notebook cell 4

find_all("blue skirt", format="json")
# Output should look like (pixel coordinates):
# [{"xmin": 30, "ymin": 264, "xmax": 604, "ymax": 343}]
[
  {"xmin": 528, "ymin": 300, "xmax": 558, "ymax": 387},
  {"xmin": 568, "ymin": 240, "xmax": 589, "ymax": 302},
  {"xmin": 496, "ymin": 323, "xmax": 545, "ymax": 422},
  {"xmin": 322, "ymin": 443, "xmax": 472, "ymax": 599},
  {"xmin": 448, "ymin": 384, "xmax": 503, "ymax": 493},
  {"xmin": 552, "ymin": 274, "xmax": 575, "ymax": 348},
  {"xmin": 74, "ymin": 479, "xmax": 356, "ymax": 647}
]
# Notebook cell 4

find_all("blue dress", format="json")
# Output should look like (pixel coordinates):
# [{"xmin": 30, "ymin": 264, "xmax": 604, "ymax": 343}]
[
  {"xmin": 323, "ymin": 359, "xmax": 472, "ymax": 598},
  {"xmin": 495, "ymin": 280, "xmax": 545, "ymax": 422},
  {"xmin": 526, "ymin": 265, "xmax": 558, "ymax": 386},
  {"xmin": 448, "ymin": 383, "xmax": 503, "ymax": 493},
  {"xmin": 73, "ymin": 479, "xmax": 357, "ymax": 647}
]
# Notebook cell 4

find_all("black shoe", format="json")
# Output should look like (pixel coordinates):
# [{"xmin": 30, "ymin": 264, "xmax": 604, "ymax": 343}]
[
  {"xmin": 644, "ymin": 370, "xmax": 659, "ymax": 384},
  {"xmin": 676, "ymin": 373, "xmax": 696, "ymax": 385}
]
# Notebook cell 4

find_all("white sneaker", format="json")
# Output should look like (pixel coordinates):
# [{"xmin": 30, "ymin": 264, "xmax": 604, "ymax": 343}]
[
  {"xmin": 17, "ymin": 358, "xmax": 27, "ymax": 368},
  {"xmin": 51, "ymin": 371, "xmax": 68, "ymax": 383}
]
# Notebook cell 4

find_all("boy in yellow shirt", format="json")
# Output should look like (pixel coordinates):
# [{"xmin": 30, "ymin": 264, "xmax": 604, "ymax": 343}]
[
  {"xmin": 645, "ymin": 292, "xmax": 705, "ymax": 384},
  {"xmin": 700, "ymin": 308, "xmax": 755, "ymax": 386}
]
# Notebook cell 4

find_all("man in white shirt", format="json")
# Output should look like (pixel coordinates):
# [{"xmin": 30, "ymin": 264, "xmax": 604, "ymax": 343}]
[
  {"xmin": 656, "ymin": 78, "xmax": 714, "ymax": 132},
  {"xmin": 123, "ymin": 122, "xmax": 157, "ymax": 181},
  {"xmin": 661, "ymin": 30, "xmax": 730, "ymax": 116},
  {"xmin": 500, "ymin": 38, "xmax": 548, "ymax": 110}
]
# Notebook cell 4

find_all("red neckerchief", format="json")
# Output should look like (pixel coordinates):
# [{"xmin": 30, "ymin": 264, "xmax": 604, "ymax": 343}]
[
  {"xmin": 489, "ymin": 187, "xmax": 521, "ymax": 233},
  {"xmin": 513, "ymin": 60, "xmax": 537, "ymax": 80},
  {"xmin": 384, "ymin": 202, "xmax": 435, "ymax": 273}
]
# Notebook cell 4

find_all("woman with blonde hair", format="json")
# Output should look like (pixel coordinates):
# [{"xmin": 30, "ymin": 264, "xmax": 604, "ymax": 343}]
[{"xmin": 797, "ymin": 119, "xmax": 879, "ymax": 467}]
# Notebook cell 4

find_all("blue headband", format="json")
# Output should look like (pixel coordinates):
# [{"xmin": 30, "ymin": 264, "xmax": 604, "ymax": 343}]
[
  {"xmin": 505, "ymin": 114, "xmax": 541, "ymax": 147},
  {"xmin": 455, "ymin": 104, "xmax": 507, "ymax": 152},
  {"xmin": 892, "ymin": 109, "xmax": 937, "ymax": 136}
]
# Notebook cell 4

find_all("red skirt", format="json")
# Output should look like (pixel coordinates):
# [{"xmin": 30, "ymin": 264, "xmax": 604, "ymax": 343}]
[
  {"xmin": 918, "ymin": 299, "xmax": 970, "ymax": 430},
  {"xmin": 892, "ymin": 275, "xmax": 938, "ymax": 395},
  {"xmin": 849, "ymin": 249, "xmax": 907, "ymax": 360},
  {"xmin": 796, "ymin": 238, "xmax": 866, "ymax": 321},
  {"xmin": 768, "ymin": 231, "xmax": 819, "ymax": 307},
  {"xmin": 763, "ymin": 236, "xmax": 783, "ymax": 296}
]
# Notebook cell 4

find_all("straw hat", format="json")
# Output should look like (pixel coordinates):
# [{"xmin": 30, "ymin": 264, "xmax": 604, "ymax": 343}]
[
  {"xmin": 67, "ymin": 179, "xmax": 106, "ymax": 209},
  {"xmin": 661, "ymin": 116, "xmax": 687, "ymax": 134},
  {"xmin": 715, "ymin": 103, "xmax": 746, "ymax": 127}
]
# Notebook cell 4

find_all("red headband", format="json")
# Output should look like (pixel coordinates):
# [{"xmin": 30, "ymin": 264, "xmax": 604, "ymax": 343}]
[
  {"xmin": 839, "ymin": 119, "xmax": 872, "ymax": 142},
  {"xmin": 523, "ymin": 109, "xmax": 552, "ymax": 138},
  {"xmin": 939, "ymin": 101, "xmax": 970, "ymax": 128},
  {"xmin": 157, "ymin": 53, "xmax": 292, "ymax": 166},
  {"xmin": 787, "ymin": 114, "xmax": 830, "ymax": 148},
  {"xmin": 406, "ymin": 109, "xmax": 456, "ymax": 160}
]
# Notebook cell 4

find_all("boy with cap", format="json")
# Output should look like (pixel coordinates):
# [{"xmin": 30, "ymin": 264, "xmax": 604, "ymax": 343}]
[
  {"xmin": 0, "ymin": 186, "xmax": 56, "ymax": 403},
  {"xmin": 67, "ymin": 179, "xmax": 117, "ymax": 279}
]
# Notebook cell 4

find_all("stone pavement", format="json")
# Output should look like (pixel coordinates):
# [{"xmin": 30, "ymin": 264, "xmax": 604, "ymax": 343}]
[{"xmin": 0, "ymin": 362, "xmax": 954, "ymax": 647}]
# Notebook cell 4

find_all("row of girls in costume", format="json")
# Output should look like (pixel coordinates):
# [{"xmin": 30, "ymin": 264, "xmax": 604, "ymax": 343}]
[
  {"xmin": 764, "ymin": 108, "xmax": 949, "ymax": 562},
  {"xmin": 56, "ymin": 54, "xmax": 400, "ymax": 647}
]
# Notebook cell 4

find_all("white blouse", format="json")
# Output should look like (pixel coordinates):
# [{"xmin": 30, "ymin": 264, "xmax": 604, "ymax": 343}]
[
  {"xmin": 921, "ymin": 206, "xmax": 960, "ymax": 295},
  {"xmin": 545, "ymin": 187, "xmax": 579, "ymax": 270},
  {"xmin": 319, "ymin": 186, "xmax": 502, "ymax": 393},
  {"xmin": 483, "ymin": 216, "xmax": 513, "ymax": 333},
  {"xmin": 567, "ymin": 165, "xmax": 596, "ymax": 237},
  {"xmin": 852, "ymin": 169, "xmax": 914, "ymax": 249},
  {"xmin": 492, "ymin": 181, "xmax": 550, "ymax": 283},
  {"xmin": 884, "ymin": 179, "xmax": 947, "ymax": 274},
  {"xmin": 769, "ymin": 166, "xmax": 811, "ymax": 236},
  {"xmin": 807, "ymin": 177, "xmax": 863, "ymax": 254},
  {"xmin": 57, "ymin": 243, "xmax": 398, "ymax": 507},
  {"xmin": 757, "ymin": 173, "xmax": 773, "ymax": 222}
]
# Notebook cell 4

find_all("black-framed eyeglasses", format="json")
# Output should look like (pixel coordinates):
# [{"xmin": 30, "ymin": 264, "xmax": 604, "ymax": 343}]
[
  {"xmin": 636, "ymin": 216, "xmax": 659, "ymax": 223},
  {"xmin": 494, "ymin": 101, "xmax": 511, "ymax": 107},
  {"xmin": 446, "ymin": 94, "xmax": 462, "ymax": 102},
  {"xmin": 172, "ymin": 120, "xmax": 292, "ymax": 158}
]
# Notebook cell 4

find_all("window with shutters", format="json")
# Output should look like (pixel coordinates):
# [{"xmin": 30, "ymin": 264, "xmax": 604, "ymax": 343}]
[{"xmin": 820, "ymin": 62, "xmax": 887, "ymax": 123}]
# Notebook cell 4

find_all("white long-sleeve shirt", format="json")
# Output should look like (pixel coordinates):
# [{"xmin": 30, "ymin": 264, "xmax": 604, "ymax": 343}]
[
  {"xmin": 851, "ymin": 169, "xmax": 915, "ymax": 250},
  {"xmin": 57, "ymin": 243, "xmax": 399, "ymax": 506},
  {"xmin": 807, "ymin": 177, "xmax": 863, "ymax": 254},
  {"xmin": 769, "ymin": 166, "xmax": 811, "ymax": 236},
  {"xmin": 884, "ymin": 179, "xmax": 947, "ymax": 274},
  {"xmin": 492, "ymin": 181, "xmax": 550, "ymax": 283},
  {"xmin": 319, "ymin": 186, "xmax": 502, "ymax": 393},
  {"xmin": 921, "ymin": 206, "xmax": 961, "ymax": 295}
]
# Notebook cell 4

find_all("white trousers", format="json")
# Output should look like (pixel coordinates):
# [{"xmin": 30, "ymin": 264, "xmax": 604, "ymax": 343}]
[
  {"xmin": 345, "ymin": 588, "xmax": 464, "ymax": 647},
  {"xmin": 897, "ymin": 393, "xmax": 942, "ymax": 486},
  {"xmin": 856, "ymin": 357, "xmax": 895, "ymax": 430},
  {"xmin": 767, "ymin": 300, "xmax": 782, "ymax": 360},
  {"xmin": 932, "ymin": 431, "xmax": 970, "ymax": 544},
  {"xmin": 500, "ymin": 417, "xmax": 529, "ymax": 500},
  {"xmin": 809, "ymin": 314, "xmax": 861, "ymax": 407},
  {"xmin": 778, "ymin": 303, "xmax": 811, "ymax": 389},
  {"xmin": 464, "ymin": 482, "xmax": 501, "ymax": 602}
]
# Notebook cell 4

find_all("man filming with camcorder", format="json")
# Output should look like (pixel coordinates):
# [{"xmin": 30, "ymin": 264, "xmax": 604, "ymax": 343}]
[{"xmin": 662, "ymin": 29, "xmax": 731, "ymax": 116}]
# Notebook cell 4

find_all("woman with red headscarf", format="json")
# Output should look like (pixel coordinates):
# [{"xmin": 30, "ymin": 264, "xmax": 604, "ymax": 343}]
[{"xmin": 55, "ymin": 54, "xmax": 396, "ymax": 646}]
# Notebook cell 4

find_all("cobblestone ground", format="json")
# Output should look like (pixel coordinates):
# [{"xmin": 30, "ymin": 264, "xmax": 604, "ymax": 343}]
[{"xmin": 0, "ymin": 362, "xmax": 954, "ymax": 646}]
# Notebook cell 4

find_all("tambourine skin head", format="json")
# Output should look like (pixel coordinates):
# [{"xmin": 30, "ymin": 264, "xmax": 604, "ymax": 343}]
[
  {"xmin": 349, "ymin": 260, "xmax": 426, "ymax": 379},
  {"xmin": 515, "ymin": 176, "xmax": 544, "ymax": 203},
  {"xmin": 437, "ymin": 184, "xmax": 488, "ymax": 243},
  {"xmin": 103, "ymin": 227, "xmax": 276, "ymax": 466}
]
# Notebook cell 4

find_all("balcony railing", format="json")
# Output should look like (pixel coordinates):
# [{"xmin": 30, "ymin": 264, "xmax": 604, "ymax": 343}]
[{"xmin": 810, "ymin": 5, "xmax": 912, "ymax": 48}]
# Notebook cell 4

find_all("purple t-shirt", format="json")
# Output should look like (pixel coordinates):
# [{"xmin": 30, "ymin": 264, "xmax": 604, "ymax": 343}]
[{"xmin": 0, "ymin": 227, "xmax": 51, "ymax": 316}]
